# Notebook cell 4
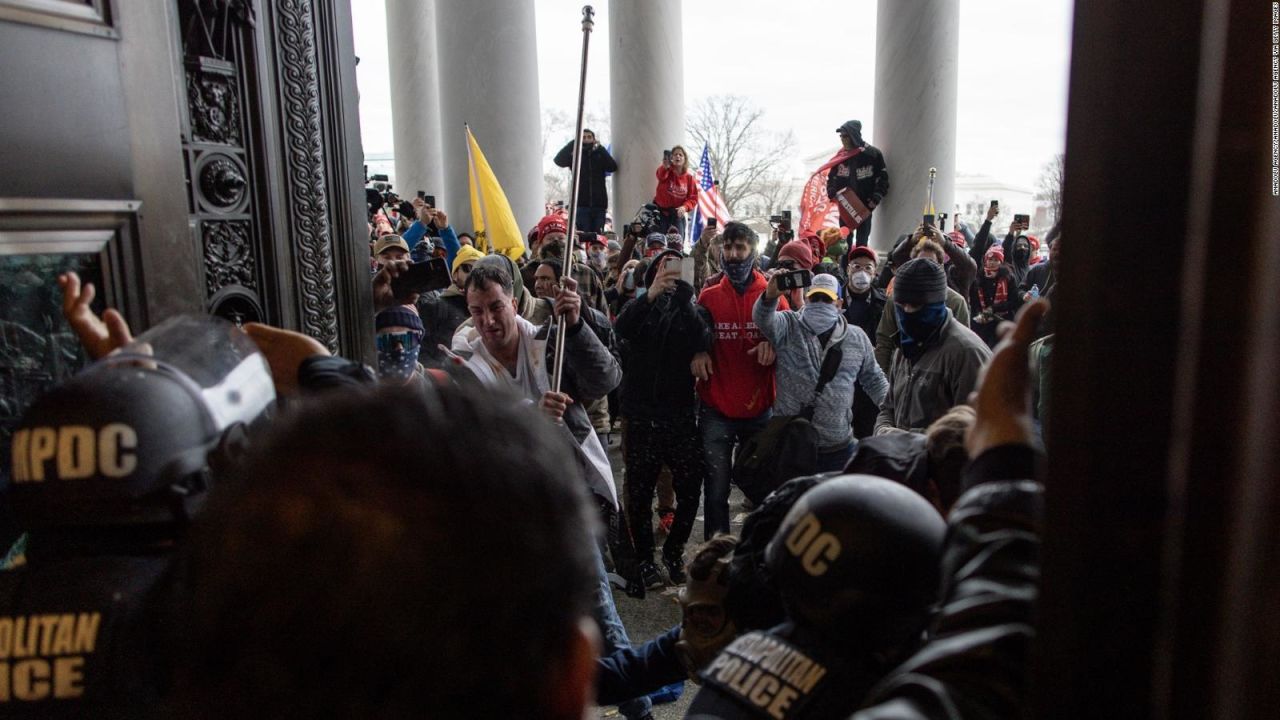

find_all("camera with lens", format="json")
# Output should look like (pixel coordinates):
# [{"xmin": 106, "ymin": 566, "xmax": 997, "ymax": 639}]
[{"xmin": 770, "ymin": 210, "xmax": 794, "ymax": 243}]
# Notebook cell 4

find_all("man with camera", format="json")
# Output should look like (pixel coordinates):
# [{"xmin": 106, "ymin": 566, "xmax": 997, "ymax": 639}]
[
  {"xmin": 554, "ymin": 129, "xmax": 618, "ymax": 234},
  {"xmin": 827, "ymin": 120, "xmax": 890, "ymax": 248},
  {"xmin": 403, "ymin": 198, "xmax": 462, "ymax": 266},
  {"xmin": 754, "ymin": 272, "xmax": 888, "ymax": 471},
  {"xmin": 614, "ymin": 250, "xmax": 711, "ymax": 590}
]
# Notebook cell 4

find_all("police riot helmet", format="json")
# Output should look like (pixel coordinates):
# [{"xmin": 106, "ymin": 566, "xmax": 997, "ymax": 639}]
[
  {"xmin": 6, "ymin": 315, "xmax": 274, "ymax": 530},
  {"xmin": 764, "ymin": 475, "xmax": 946, "ymax": 646}
]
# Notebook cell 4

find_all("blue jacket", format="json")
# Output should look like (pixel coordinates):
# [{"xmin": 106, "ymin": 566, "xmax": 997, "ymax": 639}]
[
  {"xmin": 596, "ymin": 626, "xmax": 684, "ymax": 706},
  {"xmin": 403, "ymin": 222, "xmax": 460, "ymax": 269}
]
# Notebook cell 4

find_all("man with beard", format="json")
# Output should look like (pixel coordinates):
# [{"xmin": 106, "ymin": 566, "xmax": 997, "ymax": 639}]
[
  {"xmin": 826, "ymin": 120, "xmax": 890, "ymax": 248},
  {"xmin": 692, "ymin": 222, "xmax": 784, "ymax": 537},
  {"xmin": 875, "ymin": 259, "xmax": 990, "ymax": 435}
]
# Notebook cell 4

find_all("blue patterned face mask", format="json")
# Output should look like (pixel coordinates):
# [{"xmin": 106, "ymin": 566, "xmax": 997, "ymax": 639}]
[{"xmin": 376, "ymin": 331, "xmax": 422, "ymax": 382}]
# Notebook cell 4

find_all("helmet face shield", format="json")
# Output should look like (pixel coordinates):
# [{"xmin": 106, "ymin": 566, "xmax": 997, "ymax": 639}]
[
  {"xmin": 104, "ymin": 315, "xmax": 275, "ymax": 432},
  {"xmin": 8, "ymin": 315, "xmax": 275, "ymax": 529}
]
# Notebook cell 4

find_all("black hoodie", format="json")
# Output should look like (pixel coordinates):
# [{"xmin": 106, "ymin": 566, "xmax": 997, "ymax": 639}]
[{"xmin": 613, "ymin": 250, "xmax": 709, "ymax": 419}]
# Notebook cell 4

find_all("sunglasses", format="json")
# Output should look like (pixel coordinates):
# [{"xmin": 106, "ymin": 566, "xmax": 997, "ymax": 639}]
[
  {"xmin": 457, "ymin": 263, "xmax": 474, "ymax": 273},
  {"xmin": 376, "ymin": 331, "xmax": 422, "ymax": 352}
]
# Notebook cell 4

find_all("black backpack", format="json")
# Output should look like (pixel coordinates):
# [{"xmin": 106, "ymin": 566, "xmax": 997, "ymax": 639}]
[{"xmin": 734, "ymin": 327, "xmax": 845, "ymax": 504}]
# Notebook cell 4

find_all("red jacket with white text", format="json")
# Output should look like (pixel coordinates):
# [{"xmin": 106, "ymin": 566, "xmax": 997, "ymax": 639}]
[{"xmin": 696, "ymin": 270, "xmax": 786, "ymax": 418}]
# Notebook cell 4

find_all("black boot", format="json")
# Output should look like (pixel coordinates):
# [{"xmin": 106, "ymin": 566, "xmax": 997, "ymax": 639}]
[
  {"xmin": 663, "ymin": 552, "xmax": 686, "ymax": 585},
  {"xmin": 637, "ymin": 560, "xmax": 664, "ymax": 590}
]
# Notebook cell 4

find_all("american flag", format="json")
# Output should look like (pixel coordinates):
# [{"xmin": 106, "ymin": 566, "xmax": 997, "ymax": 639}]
[{"xmin": 691, "ymin": 145, "xmax": 731, "ymax": 243}]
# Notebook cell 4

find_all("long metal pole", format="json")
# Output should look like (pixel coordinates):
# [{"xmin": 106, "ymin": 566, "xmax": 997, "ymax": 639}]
[{"xmin": 552, "ymin": 5, "xmax": 595, "ymax": 393}]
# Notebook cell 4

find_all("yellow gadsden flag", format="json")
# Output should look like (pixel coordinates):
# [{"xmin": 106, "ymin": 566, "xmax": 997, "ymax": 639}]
[{"xmin": 465, "ymin": 125, "xmax": 525, "ymax": 262}]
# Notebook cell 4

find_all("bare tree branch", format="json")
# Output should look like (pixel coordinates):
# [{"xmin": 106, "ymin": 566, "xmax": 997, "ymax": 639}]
[
  {"xmin": 1035, "ymin": 153, "xmax": 1065, "ymax": 224},
  {"xmin": 686, "ymin": 95, "xmax": 795, "ymax": 216}
]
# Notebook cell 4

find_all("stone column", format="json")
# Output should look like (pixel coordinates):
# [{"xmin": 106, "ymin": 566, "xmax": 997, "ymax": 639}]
[
  {"xmin": 871, "ymin": 0, "xmax": 959, "ymax": 251},
  {"xmin": 385, "ymin": 0, "xmax": 444, "ymax": 205},
  {"xmin": 435, "ymin": 0, "xmax": 543, "ymax": 231},
  {"xmin": 609, "ymin": 0, "xmax": 684, "ymax": 225}
]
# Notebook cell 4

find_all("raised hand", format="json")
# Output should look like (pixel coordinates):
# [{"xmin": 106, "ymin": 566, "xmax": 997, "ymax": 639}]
[{"xmin": 59, "ymin": 272, "xmax": 133, "ymax": 360}]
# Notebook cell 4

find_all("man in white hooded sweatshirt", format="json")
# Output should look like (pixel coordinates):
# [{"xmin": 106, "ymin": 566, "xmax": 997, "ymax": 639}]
[{"xmin": 461, "ymin": 262, "xmax": 654, "ymax": 720}]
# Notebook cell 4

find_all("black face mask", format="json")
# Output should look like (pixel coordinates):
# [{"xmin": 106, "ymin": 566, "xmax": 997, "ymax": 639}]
[{"xmin": 1014, "ymin": 246, "xmax": 1030, "ymax": 260}]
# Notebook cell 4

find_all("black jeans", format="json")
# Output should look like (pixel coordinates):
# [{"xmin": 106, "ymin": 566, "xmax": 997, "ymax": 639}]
[
  {"xmin": 843, "ymin": 213, "xmax": 873, "ymax": 248},
  {"xmin": 576, "ymin": 206, "xmax": 607, "ymax": 234},
  {"xmin": 623, "ymin": 414, "xmax": 705, "ymax": 563}
]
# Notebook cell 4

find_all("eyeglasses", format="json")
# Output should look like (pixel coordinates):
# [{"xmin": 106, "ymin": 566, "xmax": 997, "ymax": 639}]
[
  {"xmin": 774, "ymin": 261, "xmax": 798, "ymax": 271},
  {"xmin": 376, "ymin": 331, "xmax": 422, "ymax": 352}
]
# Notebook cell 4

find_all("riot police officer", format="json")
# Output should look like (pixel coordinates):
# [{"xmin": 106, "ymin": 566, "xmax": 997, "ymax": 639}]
[
  {"xmin": 0, "ymin": 318, "xmax": 270, "ymax": 717},
  {"xmin": 686, "ymin": 475, "xmax": 947, "ymax": 719}
]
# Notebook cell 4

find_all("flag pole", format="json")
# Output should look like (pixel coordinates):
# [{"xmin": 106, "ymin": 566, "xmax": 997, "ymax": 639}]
[
  {"xmin": 465, "ymin": 124, "xmax": 493, "ymax": 255},
  {"xmin": 552, "ymin": 5, "xmax": 595, "ymax": 393}
]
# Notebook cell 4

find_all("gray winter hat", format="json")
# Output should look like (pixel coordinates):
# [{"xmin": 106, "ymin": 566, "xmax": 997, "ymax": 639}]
[{"xmin": 893, "ymin": 258, "xmax": 947, "ymax": 305}]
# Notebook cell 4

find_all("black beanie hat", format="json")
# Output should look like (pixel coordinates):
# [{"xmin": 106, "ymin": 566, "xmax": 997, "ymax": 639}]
[
  {"xmin": 893, "ymin": 258, "xmax": 947, "ymax": 305},
  {"xmin": 375, "ymin": 305, "xmax": 424, "ymax": 334},
  {"xmin": 644, "ymin": 249, "xmax": 684, "ymax": 288}
]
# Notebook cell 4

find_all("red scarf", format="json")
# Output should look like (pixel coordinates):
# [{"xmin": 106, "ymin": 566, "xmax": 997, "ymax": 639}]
[{"xmin": 978, "ymin": 275, "xmax": 1008, "ymax": 309}]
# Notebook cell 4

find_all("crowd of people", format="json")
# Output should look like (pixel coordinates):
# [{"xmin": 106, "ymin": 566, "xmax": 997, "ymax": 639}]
[{"xmin": 0, "ymin": 118, "xmax": 1056, "ymax": 719}]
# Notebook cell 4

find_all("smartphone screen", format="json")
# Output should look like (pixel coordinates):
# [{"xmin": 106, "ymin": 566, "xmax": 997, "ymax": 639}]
[
  {"xmin": 417, "ymin": 190, "xmax": 426, "ymax": 200},
  {"xmin": 679, "ymin": 256, "xmax": 695, "ymax": 286},
  {"xmin": 391, "ymin": 258, "xmax": 451, "ymax": 297},
  {"xmin": 425, "ymin": 195, "xmax": 436, "ymax": 208}
]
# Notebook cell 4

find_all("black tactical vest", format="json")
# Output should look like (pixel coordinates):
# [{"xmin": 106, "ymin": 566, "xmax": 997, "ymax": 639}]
[{"xmin": 0, "ymin": 554, "xmax": 171, "ymax": 718}]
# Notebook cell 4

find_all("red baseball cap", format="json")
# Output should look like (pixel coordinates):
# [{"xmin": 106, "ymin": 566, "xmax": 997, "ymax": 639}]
[{"xmin": 847, "ymin": 246, "xmax": 878, "ymax": 264}]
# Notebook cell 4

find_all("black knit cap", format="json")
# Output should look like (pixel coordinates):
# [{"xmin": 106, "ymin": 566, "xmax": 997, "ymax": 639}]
[
  {"xmin": 375, "ymin": 306, "xmax": 424, "ymax": 334},
  {"xmin": 644, "ymin": 249, "xmax": 684, "ymax": 288},
  {"xmin": 893, "ymin": 258, "xmax": 947, "ymax": 305}
]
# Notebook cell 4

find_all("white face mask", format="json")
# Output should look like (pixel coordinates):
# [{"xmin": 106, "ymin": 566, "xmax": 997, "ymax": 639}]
[{"xmin": 849, "ymin": 270, "xmax": 873, "ymax": 292}]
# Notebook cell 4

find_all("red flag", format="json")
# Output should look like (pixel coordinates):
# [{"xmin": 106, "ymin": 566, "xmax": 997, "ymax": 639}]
[{"xmin": 799, "ymin": 148, "xmax": 862, "ymax": 238}]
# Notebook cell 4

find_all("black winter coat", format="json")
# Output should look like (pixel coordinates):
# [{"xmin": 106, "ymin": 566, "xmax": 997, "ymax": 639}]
[
  {"xmin": 417, "ymin": 288, "xmax": 468, "ymax": 367},
  {"xmin": 613, "ymin": 286, "xmax": 710, "ymax": 419},
  {"xmin": 554, "ymin": 141, "xmax": 618, "ymax": 210},
  {"xmin": 851, "ymin": 445, "xmax": 1043, "ymax": 719},
  {"xmin": 826, "ymin": 144, "xmax": 890, "ymax": 206}
]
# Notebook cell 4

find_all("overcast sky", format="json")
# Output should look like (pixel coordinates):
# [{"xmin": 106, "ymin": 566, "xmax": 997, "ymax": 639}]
[{"xmin": 353, "ymin": 0, "xmax": 1073, "ymax": 191}]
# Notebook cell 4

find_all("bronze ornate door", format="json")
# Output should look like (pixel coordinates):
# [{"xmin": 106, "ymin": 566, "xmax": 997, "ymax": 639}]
[{"xmin": 0, "ymin": 0, "xmax": 372, "ymax": 480}]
